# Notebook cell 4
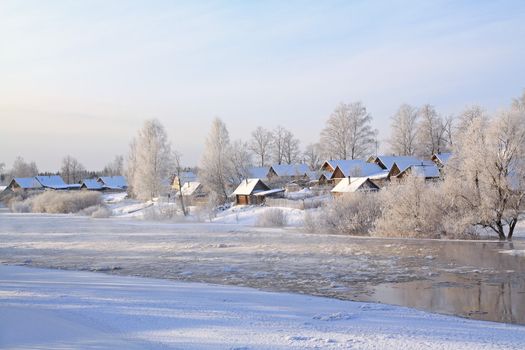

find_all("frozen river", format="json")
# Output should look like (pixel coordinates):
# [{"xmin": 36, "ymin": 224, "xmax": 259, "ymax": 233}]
[{"xmin": 1, "ymin": 212, "xmax": 524, "ymax": 325}]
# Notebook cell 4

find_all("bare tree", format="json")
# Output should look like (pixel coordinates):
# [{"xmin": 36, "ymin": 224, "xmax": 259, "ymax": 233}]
[
  {"xmin": 200, "ymin": 118, "xmax": 233, "ymax": 204},
  {"xmin": 445, "ymin": 106, "xmax": 525, "ymax": 240},
  {"xmin": 416, "ymin": 104, "xmax": 449, "ymax": 155},
  {"xmin": 303, "ymin": 143, "xmax": 323, "ymax": 170},
  {"xmin": 126, "ymin": 119, "xmax": 174, "ymax": 201},
  {"xmin": 250, "ymin": 127, "xmax": 272, "ymax": 167},
  {"xmin": 282, "ymin": 129, "xmax": 301, "ymax": 164},
  {"xmin": 0, "ymin": 162, "xmax": 5, "ymax": 184},
  {"xmin": 389, "ymin": 104, "xmax": 418, "ymax": 156},
  {"xmin": 271, "ymin": 126, "xmax": 287, "ymax": 165},
  {"xmin": 103, "ymin": 155, "xmax": 124, "ymax": 176},
  {"xmin": 512, "ymin": 89, "xmax": 525, "ymax": 112},
  {"xmin": 173, "ymin": 151, "xmax": 186, "ymax": 216},
  {"xmin": 228, "ymin": 139, "xmax": 253, "ymax": 185},
  {"xmin": 11, "ymin": 156, "xmax": 39, "ymax": 178},
  {"xmin": 320, "ymin": 102, "xmax": 376, "ymax": 160},
  {"xmin": 60, "ymin": 155, "xmax": 86, "ymax": 184}
]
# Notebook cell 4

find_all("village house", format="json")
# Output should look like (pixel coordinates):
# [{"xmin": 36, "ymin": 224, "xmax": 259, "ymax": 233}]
[
  {"xmin": 97, "ymin": 176, "xmax": 128, "ymax": 191},
  {"xmin": 231, "ymin": 178, "xmax": 284, "ymax": 205},
  {"xmin": 393, "ymin": 162, "xmax": 441, "ymax": 181},
  {"xmin": 6, "ymin": 177, "xmax": 43, "ymax": 192},
  {"xmin": 248, "ymin": 167, "xmax": 270, "ymax": 180},
  {"xmin": 35, "ymin": 175, "xmax": 80, "ymax": 190},
  {"xmin": 171, "ymin": 171, "xmax": 197, "ymax": 191},
  {"xmin": 177, "ymin": 181, "xmax": 207, "ymax": 204},
  {"xmin": 329, "ymin": 160, "xmax": 386, "ymax": 184},
  {"xmin": 367, "ymin": 155, "xmax": 422, "ymax": 172},
  {"xmin": 331, "ymin": 177, "xmax": 380, "ymax": 197},
  {"xmin": 267, "ymin": 164, "xmax": 310, "ymax": 180},
  {"xmin": 80, "ymin": 179, "xmax": 105, "ymax": 191}
]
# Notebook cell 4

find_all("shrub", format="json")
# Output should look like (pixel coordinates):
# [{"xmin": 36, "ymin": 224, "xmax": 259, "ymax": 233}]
[
  {"xmin": 255, "ymin": 208, "xmax": 287, "ymax": 227},
  {"xmin": 91, "ymin": 206, "xmax": 112, "ymax": 218},
  {"xmin": 9, "ymin": 191, "xmax": 102, "ymax": 214},
  {"xmin": 304, "ymin": 192, "xmax": 381, "ymax": 235}
]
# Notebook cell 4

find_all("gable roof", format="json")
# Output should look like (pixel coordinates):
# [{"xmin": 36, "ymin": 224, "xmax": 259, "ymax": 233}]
[
  {"xmin": 399, "ymin": 163, "xmax": 441, "ymax": 178},
  {"xmin": 248, "ymin": 167, "xmax": 270, "ymax": 179},
  {"xmin": 35, "ymin": 175, "xmax": 69, "ymax": 189},
  {"xmin": 373, "ymin": 156, "xmax": 422, "ymax": 171},
  {"xmin": 331, "ymin": 177, "xmax": 379, "ymax": 193},
  {"xmin": 10, "ymin": 177, "xmax": 43, "ymax": 190},
  {"xmin": 176, "ymin": 171, "xmax": 197, "ymax": 184},
  {"xmin": 97, "ymin": 176, "xmax": 128, "ymax": 189},
  {"xmin": 80, "ymin": 179, "xmax": 104, "ymax": 190},
  {"xmin": 232, "ymin": 178, "xmax": 270, "ymax": 196},
  {"xmin": 431, "ymin": 153, "xmax": 452, "ymax": 166},
  {"xmin": 330, "ymin": 160, "xmax": 384, "ymax": 178},
  {"xmin": 180, "ymin": 181, "xmax": 203, "ymax": 196},
  {"xmin": 269, "ymin": 164, "xmax": 309, "ymax": 177}
]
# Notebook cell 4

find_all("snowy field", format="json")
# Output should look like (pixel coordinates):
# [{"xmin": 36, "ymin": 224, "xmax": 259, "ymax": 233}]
[{"xmin": 1, "ymin": 264, "xmax": 525, "ymax": 350}]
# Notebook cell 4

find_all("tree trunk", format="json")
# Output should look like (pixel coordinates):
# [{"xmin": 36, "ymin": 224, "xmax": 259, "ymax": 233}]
[{"xmin": 507, "ymin": 218, "xmax": 517, "ymax": 241}]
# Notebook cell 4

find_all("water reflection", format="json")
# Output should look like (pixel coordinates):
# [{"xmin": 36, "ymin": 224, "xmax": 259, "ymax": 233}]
[{"xmin": 359, "ymin": 240, "xmax": 525, "ymax": 324}]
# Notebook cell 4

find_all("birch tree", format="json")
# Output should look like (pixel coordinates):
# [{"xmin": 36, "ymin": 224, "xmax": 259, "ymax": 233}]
[
  {"xmin": 127, "ymin": 119, "xmax": 174, "ymax": 201},
  {"xmin": 444, "ymin": 107, "xmax": 525, "ymax": 240},
  {"xmin": 228, "ymin": 139, "xmax": 252, "ymax": 186},
  {"xmin": 416, "ymin": 104, "xmax": 449, "ymax": 155},
  {"xmin": 200, "ymin": 118, "xmax": 233, "ymax": 204},
  {"xmin": 250, "ymin": 127, "xmax": 272, "ymax": 167},
  {"xmin": 320, "ymin": 102, "xmax": 376, "ymax": 160},
  {"xmin": 512, "ymin": 89, "xmax": 525, "ymax": 112},
  {"xmin": 389, "ymin": 104, "xmax": 418, "ymax": 156}
]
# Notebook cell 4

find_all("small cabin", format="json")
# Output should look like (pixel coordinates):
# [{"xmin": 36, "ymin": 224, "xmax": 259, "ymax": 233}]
[
  {"xmin": 231, "ymin": 178, "xmax": 285, "ymax": 205},
  {"xmin": 6, "ymin": 177, "xmax": 43, "ymax": 192}
]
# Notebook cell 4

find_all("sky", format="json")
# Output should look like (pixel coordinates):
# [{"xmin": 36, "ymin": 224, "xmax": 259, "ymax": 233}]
[{"xmin": 1, "ymin": 0, "xmax": 525, "ymax": 172}]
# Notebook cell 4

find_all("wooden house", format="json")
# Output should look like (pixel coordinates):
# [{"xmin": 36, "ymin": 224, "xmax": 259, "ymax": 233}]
[
  {"xmin": 35, "ymin": 175, "xmax": 79, "ymax": 190},
  {"xmin": 329, "ymin": 160, "xmax": 386, "ymax": 184},
  {"xmin": 6, "ymin": 177, "xmax": 43, "ymax": 192},
  {"xmin": 367, "ymin": 155, "xmax": 422, "ymax": 172},
  {"xmin": 171, "ymin": 171, "xmax": 197, "ymax": 191},
  {"xmin": 267, "ymin": 164, "xmax": 309, "ymax": 180},
  {"xmin": 80, "ymin": 179, "xmax": 105, "ymax": 191},
  {"xmin": 331, "ymin": 177, "xmax": 380, "ymax": 197},
  {"xmin": 231, "ymin": 178, "xmax": 284, "ymax": 205},
  {"xmin": 393, "ymin": 162, "xmax": 441, "ymax": 181},
  {"xmin": 97, "ymin": 176, "xmax": 128, "ymax": 191}
]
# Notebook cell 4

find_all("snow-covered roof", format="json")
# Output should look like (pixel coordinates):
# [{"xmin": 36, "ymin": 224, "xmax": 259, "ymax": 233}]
[
  {"xmin": 98, "ymin": 176, "xmax": 128, "ymax": 189},
  {"xmin": 374, "ymin": 156, "xmax": 423, "ymax": 171},
  {"xmin": 319, "ymin": 171, "xmax": 333, "ymax": 180},
  {"xmin": 306, "ymin": 171, "xmax": 320, "ymax": 181},
  {"xmin": 177, "ymin": 171, "xmax": 197, "ymax": 184},
  {"xmin": 248, "ymin": 167, "xmax": 269, "ymax": 179},
  {"xmin": 254, "ymin": 188, "xmax": 285, "ymax": 197},
  {"xmin": 81, "ymin": 179, "xmax": 104, "ymax": 190},
  {"xmin": 35, "ymin": 175, "xmax": 69, "ymax": 189},
  {"xmin": 402, "ymin": 163, "xmax": 441, "ymax": 178},
  {"xmin": 331, "ymin": 160, "xmax": 384, "ymax": 178},
  {"xmin": 269, "ymin": 164, "xmax": 309, "ymax": 177},
  {"xmin": 432, "ymin": 153, "xmax": 452, "ymax": 166},
  {"xmin": 180, "ymin": 181, "xmax": 202, "ymax": 196},
  {"xmin": 331, "ymin": 177, "xmax": 379, "ymax": 193},
  {"xmin": 11, "ymin": 177, "xmax": 43, "ymax": 189},
  {"xmin": 232, "ymin": 179, "xmax": 270, "ymax": 196}
]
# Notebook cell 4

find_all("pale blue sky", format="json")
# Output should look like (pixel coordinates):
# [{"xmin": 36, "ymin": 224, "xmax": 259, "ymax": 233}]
[{"xmin": 1, "ymin": 0, "xmax": 524, "ymax": 171}]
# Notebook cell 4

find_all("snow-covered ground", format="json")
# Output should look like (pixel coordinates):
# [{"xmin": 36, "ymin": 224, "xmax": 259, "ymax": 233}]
[{"xmin": 1, "ymin": 264, "xmax": 524, "ymax": 350}]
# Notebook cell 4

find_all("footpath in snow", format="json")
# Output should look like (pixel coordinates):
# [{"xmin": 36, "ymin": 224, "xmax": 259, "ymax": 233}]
[{"xmin": 1, "ymin": 265, "xmax": 524, "ymax": 350}]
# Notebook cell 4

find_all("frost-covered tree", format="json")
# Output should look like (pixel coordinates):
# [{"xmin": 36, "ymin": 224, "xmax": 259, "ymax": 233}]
[
  {"xmin": 11, "ymin": 156, "xmax": 39, "ymax": 178},
  {"xmin": 416, "ymin": 104, "xmax": 450, "ymax": 156},
  {"xmin": 445, "ymin": 106, "xmax": 525, "ymax": 240},
  {"xmin": 512, "ymin": 89, "xmax": 525, "ymax": 112},
  {"xmin": 103, "ymin": 155, "xmax": 124, "ymax": 176},
  {"xmin": 200, "ymin": 118, "xmax": 233, "ymax": 204},
  {"xmin": 228, "ymin": 139, "xmax": 252, "ymax": 186},
  {"xmin": 320, "ymin": 102, "xmax": 376, "ymax": 160},
  {"xmin": 282, "ymin": 129, "xmax": 301, "ymax": 164},
  {"xmin": 127, "ymin": 119, "xmax": 174, "ymax": 201},
  {"xmin": 173, "ymin": 151, "xmax": 187, "ymax": 216},
  {"xmin": 0, "ymin": 162, "xmax": 5, "ymax": 184},
  {"xmin": 303, "ymin": 143, "xmax": 322, "ymax": 170},
  {"xmin": 389, "ymin": 104, "xmax": 418, "ymax": 156},
  {"xmin": 249, "ymin": 126, "xmax": 272, "ymax": 167},
  {"xmin": 271, "ymin": 126, "xmax": 286, "ymax": 165},
  {"xmin": 60, "ymin": 155, "xmax": 86, "ymax": 183}
]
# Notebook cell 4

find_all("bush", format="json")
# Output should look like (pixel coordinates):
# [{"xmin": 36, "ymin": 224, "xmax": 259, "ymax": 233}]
[
  {"xmin": 9, "ymin": 191, "xmax": 102, "ymax": 214},
  {"xmin": 255, "ymin": 208, "xmax": 287, "ymax": 227},
  {"xmin": 374, "ymin": 176, "xmax": 444, "ymax": 238},
  {"xmin": 304, "ymin": 192, "xmax": 381, "ymax": 235}
]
